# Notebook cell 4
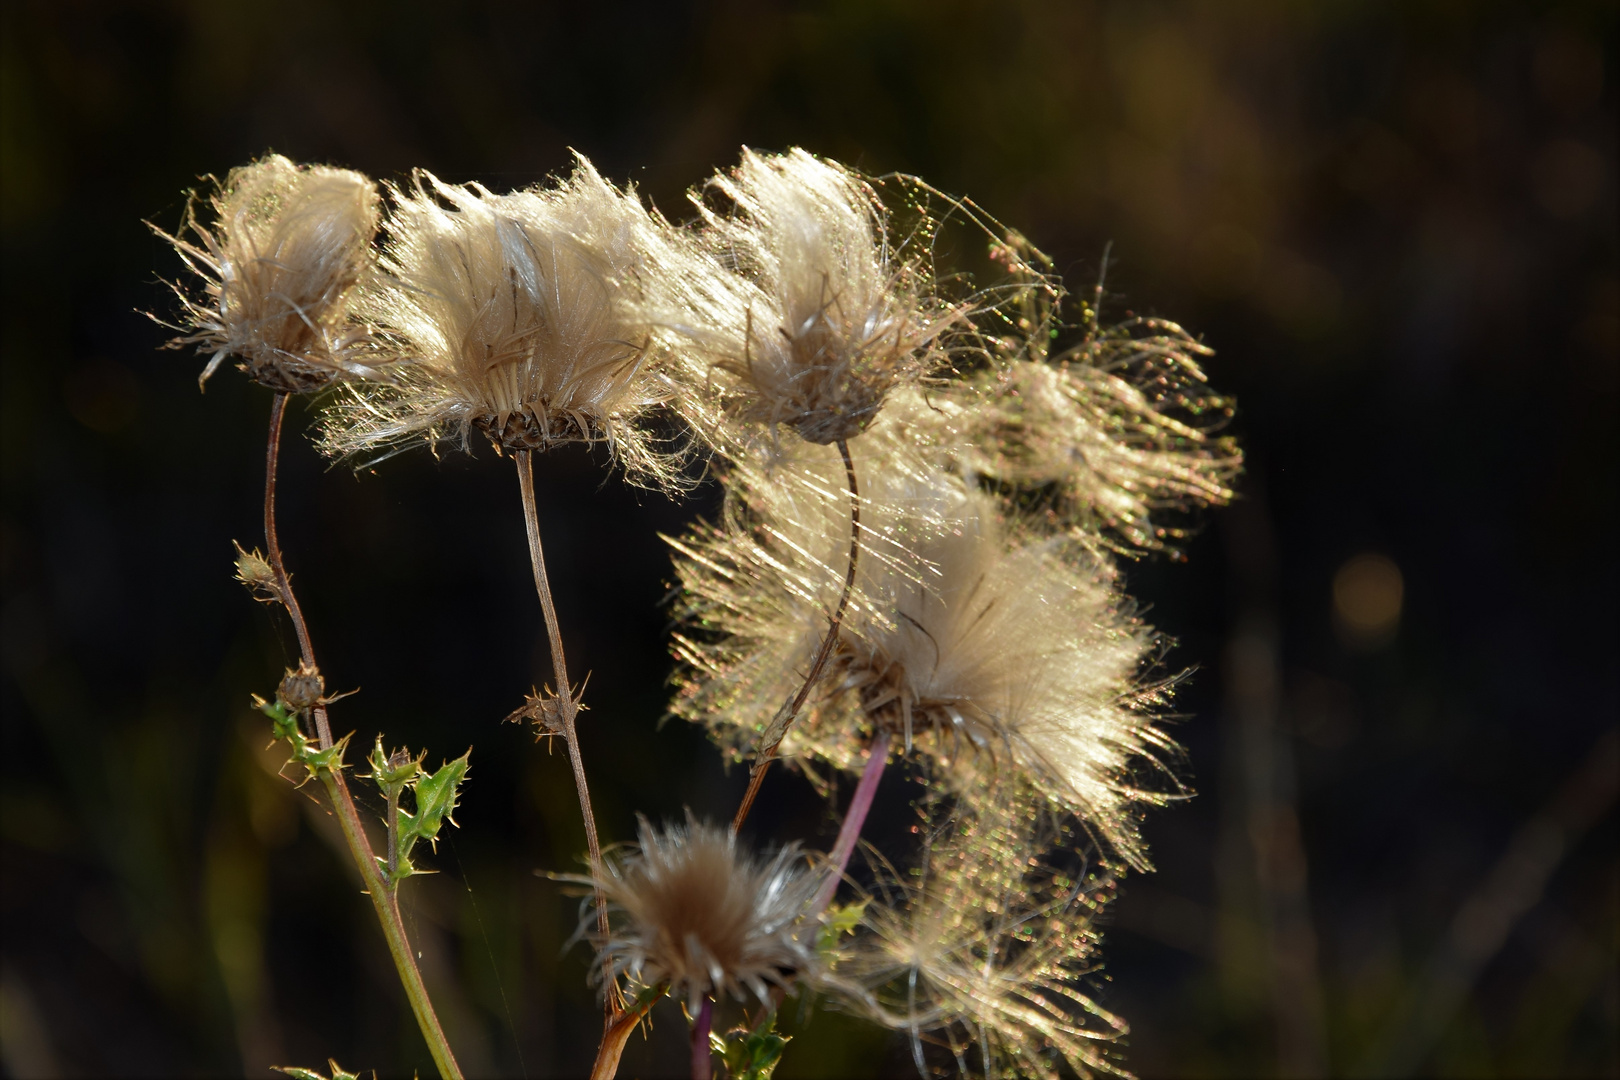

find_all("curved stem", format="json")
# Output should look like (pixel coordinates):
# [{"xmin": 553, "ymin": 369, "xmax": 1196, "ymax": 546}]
[
  {"xmin": 589, "ymin": 988, "xmax": 661, "ymax": 1080},
  {"xmin": 514, "ymin": 453, "xmax": 613, "ymax": 992},
  {"xmin": 263, "ymin": 392, "xmax": 462, "ymax": 1079},
  {"xmin": 265, "ymin": 393, "xmax": 332, "ymax": 748},
  {"xmin": 811, "ymin": 731, "xmax": 892, "ymax": 916},
  {"xmin": 733, "ymin": 438, "xmax": 860, "ymax": 830}
]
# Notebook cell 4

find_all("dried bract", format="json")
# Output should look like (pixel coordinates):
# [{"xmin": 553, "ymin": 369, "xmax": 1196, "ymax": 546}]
[
  {"xmin": 666, "ymin": 148, "xmax": 960, "ymax": 447},
  {"xmin": 319, "ymin": 156, "xmax": 686, "ymax": 488},
  {"xmin": 154, "ymin": 154, "xmax": 381, "ymax": 392},
  {"xmin": 573, "ymin": 816, "xmax": 824, "ymax": 1012},
  {"xmin": 670, "ymin": 434, "xmax": 1176, "ymax": 869}
]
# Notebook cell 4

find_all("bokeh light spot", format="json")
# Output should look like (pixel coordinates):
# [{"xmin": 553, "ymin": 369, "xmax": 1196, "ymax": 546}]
[{"xmin": 1333, "ymin": 552, "xmax": 1403, "ymax": 646}]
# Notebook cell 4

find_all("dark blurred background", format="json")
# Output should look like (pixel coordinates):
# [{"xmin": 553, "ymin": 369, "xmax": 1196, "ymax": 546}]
[{"xmin": 1, "ymin": 2, "xmax": 1615, "ymax": 1077}]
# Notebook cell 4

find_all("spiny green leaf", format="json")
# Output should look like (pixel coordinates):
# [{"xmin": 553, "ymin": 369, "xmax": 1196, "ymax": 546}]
[
  {"xmin": 401, "ymin": 751, "xmax": 470, "ymax": 853},
  {"xmin": 711, "ymin": 1014, "xmax": 790, "ymax": 1080},
  {"xmin": 273, "ymin": 1060, "xmax": 360, "ymax": 1080},
  {"xmin": 817, "ymin": 898, "xmax": 868, "ymax": 956}
]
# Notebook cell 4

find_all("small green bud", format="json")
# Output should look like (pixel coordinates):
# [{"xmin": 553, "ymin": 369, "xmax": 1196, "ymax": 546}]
[
  {"xmin": 368, "ymin": 736, "xmax": 423, "ymax": 798},
  {"xmin": 232, "ymin": 540, "xmax": 279, "ymax": 601}
]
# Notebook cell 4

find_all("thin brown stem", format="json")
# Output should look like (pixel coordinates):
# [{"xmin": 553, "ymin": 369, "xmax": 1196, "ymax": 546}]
[
  {"xmin": 262, "ymin": 392, "xmax": 462, "ymax": 1079},
  {"xmin": 514, "ymin": 452, "xmax": 614, "ymax": 999},
  {"xmin": 264, "ymin": 392, "xmax": 332, "ymax": 748},
  {"xmin": 589, "ymin": 987, "xmax": 662, "ymax": 1080},
  {"xmin": 733, "ymin": 438, "xmax": 860, "ymax": 831}
]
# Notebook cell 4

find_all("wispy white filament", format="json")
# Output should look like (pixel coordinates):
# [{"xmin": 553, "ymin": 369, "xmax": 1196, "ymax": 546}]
[{"xmin": 155, "ymin": 154, "xmax": 381, "ymax": 392}]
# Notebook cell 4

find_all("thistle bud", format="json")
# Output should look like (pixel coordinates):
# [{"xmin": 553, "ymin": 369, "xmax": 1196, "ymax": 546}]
[
  {"xmin": 277, "ymin": 660, "xmax": 325, "ymax": 712},
  {"xmin": 232, "ymin": 540, "xmax": 279, "ymax": 601}
]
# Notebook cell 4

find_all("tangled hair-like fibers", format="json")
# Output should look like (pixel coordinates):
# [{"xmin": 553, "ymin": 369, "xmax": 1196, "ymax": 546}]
[
  {"xmin": 664, "ymin": 147, "xmax": 961, "ymax": 447},
  {"xmin": 669, "ymin": 429, "xmax": 1180, "ymax": 870},
  {"xmin": 574, "ymin": 815, "xmax": 824, "ymax": 1011},
  {"xmin": 843, "ymin": 792, "xmax": 1129, "ymax": 1080},
  {"xmin": 318, "ymin": 155, "xmax": 690, "ymax": 489},
  {"xmin": 154, "ymin": 154, "xmax": 381, "ymax": 393}
]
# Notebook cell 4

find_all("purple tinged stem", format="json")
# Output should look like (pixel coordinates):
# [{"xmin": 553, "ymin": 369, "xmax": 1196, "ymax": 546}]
[
  {"xmin": 813, "ymin": 731, "xmax": 893, "ymax": 915},
  {"xmin": 691, "ymin": 997, "xmax": 714, "ymax": 1080}
]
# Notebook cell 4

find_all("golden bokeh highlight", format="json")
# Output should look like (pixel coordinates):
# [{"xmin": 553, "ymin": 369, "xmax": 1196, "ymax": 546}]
[{"xmin": 1333, "ymin": 553, "xmax": 1404, "ymax": 644}]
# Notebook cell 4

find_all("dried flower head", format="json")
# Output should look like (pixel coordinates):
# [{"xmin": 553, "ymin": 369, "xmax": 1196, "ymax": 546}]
[
  {"xmin": 572, "ymin": 815, "xmax": 824, "ymax": 1012},
  {"xmin": 913, "ymin": 238, "xmax": 1241, "ymax": 553},
  {"xmin": 841, "ymin": 798, "xmax": 1127, "ymax": 1080},
  {"xmin": 318, "ymin": 156, "xmax": 686, "ymax": 487},
  {"xmin": 670, "ymin": 433, "xmax": 1177, "ymax": 869},
  {"xmin": 153, "ymin": 154, "xmax": 381, "ymax": 392},
  {"xmin": 665, "ymin": 148, "xmax": 960, "ymax": 446}
]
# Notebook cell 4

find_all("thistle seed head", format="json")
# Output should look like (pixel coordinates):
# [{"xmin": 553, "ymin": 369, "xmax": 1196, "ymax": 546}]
[
  {"xmin": 670, "ymin": 432, "xmax": 1176, "ymax": 869},
  {"xmin": 573, "ymin": 815, "xmax": 824, "ymax": 1012},
  {"xmin": 896, "ymin": 324, "xmax": 1242, "ymax": 554},
  {"xmin": 663, "ymin": 148, "xmax": 961, "ymax": 447},
  {"xmin": 318, "ymin": 155, "xmax": 690, "ymax": 489},
  {"xmin": 842, "ymin": 797, "xmax": 1127, "ymax": 1080},
  {"xmin": 153, "ymin": 154, "xmax": 381, "ymax": 392}
]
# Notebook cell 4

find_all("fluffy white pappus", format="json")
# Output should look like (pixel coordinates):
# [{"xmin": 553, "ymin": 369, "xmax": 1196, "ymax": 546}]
[
  {"xmin": 669, "ymin": 430, "xmax": 1178, "ymax": 869},
  {"xmin": 666, "ymin": 148, "xmax": 961, "ymax": 447},
  {"xmin": 318, "ymin": 156, "xmax": 687, "ymax": 488},
  {"xmin": 154, "ymin": 154, "xmax": 381, "ymax": 393},
  {"xmin": 842, "ymin": 801, "xmax": 1128, "ymax": 1080},
  {"xmin": 901, "ymin": 324, "xmax": 1241, "ymax": 553},
  {"xmin": 573, "ymin": 815, "xmax": 825, "ymax": 1012}
]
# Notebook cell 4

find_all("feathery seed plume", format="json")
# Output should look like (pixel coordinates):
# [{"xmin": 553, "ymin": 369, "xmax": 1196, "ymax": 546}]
[
  {"xmin": 664, "ymin": 148, "xmax": 961, "ymax": 448},
  {"xmin": 154, "ymin": 154, "xmax": 381, "ymax": 392},
  {"xmin": 843, "ymin": 797, "xmax": 1127, "ymax": 1080},
  {"xmin": 318, "ymin": 156, "xmax": 686, "ymax": 487},
  {"xmin": 573, "ymin": 815, "xmax": 825, "ymax": 1012},
  {"xmin": 911, "ymin": 237, "xmax": 1241, "ymax": 553},
  {"xmin": 670, "ymin": 431, "xmax": 1177, "ymax": 868}
]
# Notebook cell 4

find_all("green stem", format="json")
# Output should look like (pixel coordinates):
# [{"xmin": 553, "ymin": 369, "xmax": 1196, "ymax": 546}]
[
  {"xmin": 263, "ymin": 393, "xmax": 462, "ymax": 1079},
  {"xmin": 320, "ymin": 770, "xmax": 462, "ymax": 1080}
]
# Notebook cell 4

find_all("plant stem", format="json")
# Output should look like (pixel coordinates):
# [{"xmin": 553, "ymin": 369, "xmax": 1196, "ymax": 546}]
[
  {"xmin": 320, "ymin": 770, "xmax": 461, "ymax": 1080},
  {"xmin": 263, "ymin": 392, "xmax": 463, "ymax": 1080},
  {"xmin": 513, "ymin": 452, "xmax": 613, "ymax": 989},
  {"xmin": 691, "ymin": 997, "xmax": 714, "ymax": 1080},
  {"xmin": 265, "ymin": 392, "xmax": 332, "ymax": 748},
  {"xmin": 589, "ymin": 989, "xmax": 661, "ymax": 1080},
  {"xmin": 733, "ymin": 438, "xmax": 860, "ymax": 831},
  {"xmin": 812, "ymin": 731, "xmax": 892, "ymax": 916}
]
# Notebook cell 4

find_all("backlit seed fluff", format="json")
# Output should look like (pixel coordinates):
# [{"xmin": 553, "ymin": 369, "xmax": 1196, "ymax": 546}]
[
  {"xmin": 845, "ymin": 802, "xmax": 1127, "ymax": 1080},
  {"xmin": 154, "ymin": 154, "xmax": 381, "ymax": 392},
  {"xmin": 670, "ymin": 433, "xmax": 1177, "ymax": 869},
  {"xmin": 574, "ymin": 816, "xmax": 824, "ymax": 1011},
  {"xmin": 898, "ymin": 318, "xmax": 1241, "ymax": 553},
  {"xmin": 668, "ymin": 148, "xmax": 961, "ymax": 447},
  {"xmin": 318, "ymin": 156, "xmax": 685, "ymax": 488}
]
